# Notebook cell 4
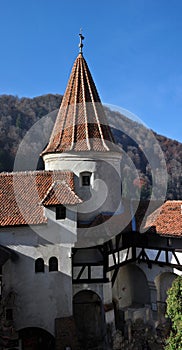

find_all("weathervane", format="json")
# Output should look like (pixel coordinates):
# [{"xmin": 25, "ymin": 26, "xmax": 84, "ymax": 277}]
[{"xmin": 79, "ymin": 29, "xmax": 84, "ymax": 54}]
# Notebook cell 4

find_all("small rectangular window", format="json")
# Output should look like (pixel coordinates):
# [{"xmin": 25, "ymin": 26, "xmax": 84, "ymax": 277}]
[
  {"xmin": 82, "ymin": 175, "xmax": 90, "ymax": 186},
  {"xmin": 56, "ymin": 205, "xmax": 66, "ymax": 220}
]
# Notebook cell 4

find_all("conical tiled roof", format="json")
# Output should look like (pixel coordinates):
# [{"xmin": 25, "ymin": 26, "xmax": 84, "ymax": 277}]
[{"xmin": 42, "ymin": 53, "xmax": 117, "ymax": 154}]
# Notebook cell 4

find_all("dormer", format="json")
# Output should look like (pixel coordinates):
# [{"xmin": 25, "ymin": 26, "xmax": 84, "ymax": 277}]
[{"xmin": 41, "ymin": 180, "xmax": 82, "ymax": 224}]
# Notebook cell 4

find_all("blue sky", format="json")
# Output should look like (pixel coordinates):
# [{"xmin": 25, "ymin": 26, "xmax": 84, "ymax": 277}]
[{"xmin": 0, "ymin": 0, "xmax": 182, "ymax": 142}]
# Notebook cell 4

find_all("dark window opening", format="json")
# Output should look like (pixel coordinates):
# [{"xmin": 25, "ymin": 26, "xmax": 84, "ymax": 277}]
[
  {"xmin": 82, "ymin": 175, "xmax": 90, "ymax": 186},
  {"xmin": 167, "ymin": 238, "xmax": 172, "ymax": 247},
  {"xmin": 35, "ymin": 258, "xmax": 44, "ymax": 273},
  {"xmin": 49, "ymin": 257, "xmax": 58, "ymax": 272},
  {"xmin": 56, "ymin": 205, "xmax": 66, "ymax": 220}
]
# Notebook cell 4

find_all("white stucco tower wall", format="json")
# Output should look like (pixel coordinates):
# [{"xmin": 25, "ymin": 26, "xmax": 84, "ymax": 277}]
[{"xmin": 43, "ymin": 151, "xmax": 122, "ymax": 221}]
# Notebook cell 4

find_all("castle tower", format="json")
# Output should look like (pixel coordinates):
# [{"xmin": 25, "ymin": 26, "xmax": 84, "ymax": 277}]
[{"xmin": 42, "ymin": 36, "xmax": 122, "ymax": 241}]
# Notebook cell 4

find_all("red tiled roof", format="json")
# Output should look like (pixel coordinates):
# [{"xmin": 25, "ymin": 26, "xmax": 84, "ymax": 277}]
[
  {"xmin": 42, "ymin": 53, "xmax": 118, "ymax": 154},
  {"xmin": 1, "ymin": 171, "xmax": 180, "ymax": 237},
  {"xmin": 81, "ymin": 200, "xmax": 182, "ymax": 237},
  {"xmin": 41, "ymin": 181, "xmax": 82, "ymax": 206},
  {"xmin": 144, "ymin": 200, "xmax": 182, "ymax": 236},
  {"xmin": 0, "ymin": 171, "xmax": 81, "ymax": 227}
]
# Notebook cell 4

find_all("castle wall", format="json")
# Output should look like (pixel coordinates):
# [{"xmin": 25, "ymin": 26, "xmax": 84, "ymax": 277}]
[{"xmin": 0, "ymin": 210, "xmax": 77, "ymax": 336}]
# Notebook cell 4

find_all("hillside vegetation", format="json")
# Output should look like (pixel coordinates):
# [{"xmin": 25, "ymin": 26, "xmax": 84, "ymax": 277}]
[{"xmin": 0, "ymin": 94, "xmax": 181, "ymax": 200}]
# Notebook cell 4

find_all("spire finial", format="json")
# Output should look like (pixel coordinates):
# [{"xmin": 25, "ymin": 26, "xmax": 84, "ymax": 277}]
[{"xmin": 79, "ymin": 29, "xmax": 84, "ymax": 54}]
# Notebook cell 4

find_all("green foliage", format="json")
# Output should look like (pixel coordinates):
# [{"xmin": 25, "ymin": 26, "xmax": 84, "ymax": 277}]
[{"xmin": 165, "ymin": 276, "xmax": 182, "ymax": 350}]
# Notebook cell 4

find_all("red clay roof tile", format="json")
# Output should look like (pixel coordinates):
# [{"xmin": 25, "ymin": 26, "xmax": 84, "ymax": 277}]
[
  {"xmin": 42, "ymin": 53, "xmax": 118, "ymax": 154},
  {"xmin": 144, "ymin": 200, "xmax": 182, "ymax": 236},
  {"xmin": 41, "ymin": 181, "xmax": 82, "ymax": 206},
  {"xmin": 0, "ymin": 171, "xmax": 81, "ymax": 227}
]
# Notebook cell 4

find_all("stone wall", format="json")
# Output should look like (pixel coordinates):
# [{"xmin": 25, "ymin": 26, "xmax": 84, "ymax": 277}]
[{"xmin": 112, "ymin": 318, "xmax": 170, "ymax": 350}]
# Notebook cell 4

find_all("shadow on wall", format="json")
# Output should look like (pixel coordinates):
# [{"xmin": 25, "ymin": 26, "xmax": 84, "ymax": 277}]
[
  {"xmin": 1, "ymin": 249, "xmax": 72, "ymax": 336},
  {"xmin": 112, "ymin": 264, "xmax": 151, "ymax": 331},
  {"xmin": 73, "ymin": 290, "xmax": 107, "ymax": 350},
  {"xmin": 113, "ymin": 263, "xmax": 150, "ymax": 309},
  {"xmin": 19, "ymin": 327, "xmax": 55, "ymax": 350}
]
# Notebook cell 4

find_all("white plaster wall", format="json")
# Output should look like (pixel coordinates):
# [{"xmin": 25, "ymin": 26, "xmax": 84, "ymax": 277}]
[
  {"xmin": 43, "ymin": 152, "xmax": 122, "ymax": 220},
  {"xmin": 136, "ymin": 261, "xmax": 173, "ymax": 285},
  {"xmin": 73, "ymin": 265, "xmax": 104, "ymax": 280},
  {"xmin": 73, "ymin": 282, "xmax": 112, "ymax": 305},
  {"xmin": 0, "ymin": 214, "xmax": 76, "ymax": 336},
  {"xmin": 43, "ymin": 206, "xmax": 77, "ymax": 244},
  {"xmin": 112, "ymin": 264, "xmax": 151, "ymax": 309},
  {"xmin": 73, "ymin": 283, "xmax": 104, "ymax": 301},
  {"xmin": 44, "ymin": 151, "xmax": 124, "ymax": 247},
  {"xmin": 172, "ymin": 252, "xmax": 182, "ymax": 275}
]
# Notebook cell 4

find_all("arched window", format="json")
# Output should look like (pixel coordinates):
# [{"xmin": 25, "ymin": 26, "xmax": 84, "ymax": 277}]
[
  {"xmin": 49, "ymin": 257, "xmax": 58, "ymax": 272},
  {"xmin": 35, "ymin": 258, "xmax": 44, "ymax": 273}
]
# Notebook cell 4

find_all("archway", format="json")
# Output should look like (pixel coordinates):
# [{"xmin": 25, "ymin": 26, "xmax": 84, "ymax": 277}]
[
  {"xmin": 73, "ymin": 290, "xmax": 106, "ymax": 349},
  {"xmin": 19, "ymin": 327, "xmax": 55, "ymax": 350},
  {"xmin": 112, "ymin": 264, "xmax": 150, "ymax": 329},
  {"xmin": 155, "ymin": 272, "xmax": 177, "ymax": 323},
  {"xmin": 113, "ymin": 264, "xmax": 150, "ymax": 309}
]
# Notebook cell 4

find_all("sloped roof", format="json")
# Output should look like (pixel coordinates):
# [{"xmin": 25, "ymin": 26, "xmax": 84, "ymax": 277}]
[
  {"xmin": 0, "ymin": 171, "xmax": 81, "ymax": 227},
  {"xmin": 0, "ymin": 171, "xmax": 181, "ymax": 237},
  {"xmin": 144, "ymin": 200, "xmax": 182, "ymax": 236},
  {"xmin": 42, "ymin": 53, "xmax": 117, "ymax": 154},
  {"xmin": 41, "ymin": 181, "xmax": 82, "ymax": 206},
  {"xmin": 78, "ymin": 200, "xmax": 182, "ymax": 237}
]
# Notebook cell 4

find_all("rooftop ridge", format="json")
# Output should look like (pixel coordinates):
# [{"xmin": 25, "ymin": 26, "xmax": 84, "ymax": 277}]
[
  {"xmin": 0, "ymin": 170, "xmax": 74, "ymax": 176},
  {"xmin": 41, "ymin": 179, "xmax": 82, "ymax": 206}
]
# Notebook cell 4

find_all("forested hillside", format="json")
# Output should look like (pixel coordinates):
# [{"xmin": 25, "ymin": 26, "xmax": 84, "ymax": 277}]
[
  {"xmin": 0, "ymin": 94, "xmax": 62, "ymax": 171},
  {"xmin": 0, "ymin": 94, "xmax": 181, "ymax": 200}
]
